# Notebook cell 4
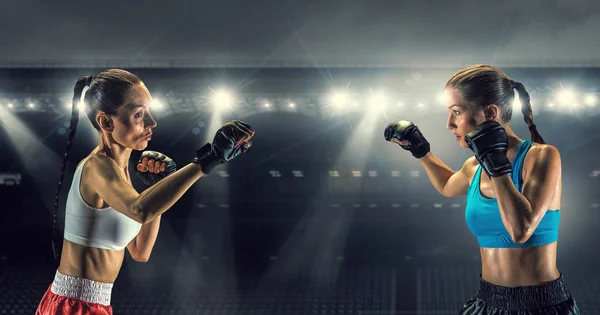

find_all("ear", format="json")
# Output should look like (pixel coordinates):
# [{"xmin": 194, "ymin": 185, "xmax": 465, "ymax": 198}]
[
  {"xmin": 96, "ymin": 113, "xmax": 114, "ymax": 133},
  {"xmin": 485, "ymin": 104, "xmax": 500, "ymax": 121}
]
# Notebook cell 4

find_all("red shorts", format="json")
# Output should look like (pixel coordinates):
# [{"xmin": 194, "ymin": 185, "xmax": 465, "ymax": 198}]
[{"xmin": 35, "ymin": 271, "xmax": 113, "ymax": 315}]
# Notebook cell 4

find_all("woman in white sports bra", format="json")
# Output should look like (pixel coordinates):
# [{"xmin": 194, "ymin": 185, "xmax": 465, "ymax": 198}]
[{"xmin": 36, "ymin": 69, "xmax": 255, "ymax": 315}]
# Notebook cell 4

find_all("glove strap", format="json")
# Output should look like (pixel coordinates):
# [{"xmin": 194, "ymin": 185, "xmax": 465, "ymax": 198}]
[
  {"xmin": 192, "ymin": 143, "xmax": 222, "ymax": 174},
  {"xmin": 481, "ymin": 150, "xmax": 512, "ymax": 178},
  {"xmin": 409, "ymin": 143, "xmax": 430, "ymax": 159},
  {"xmin": 405, "ymin": 127, "xmax": 430, "ymax": 159}
]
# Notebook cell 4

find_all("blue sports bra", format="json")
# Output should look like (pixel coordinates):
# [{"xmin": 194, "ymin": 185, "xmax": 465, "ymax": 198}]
[{"xmin": 465, "ymin": 140, "xmax": 560, "ymax": 248}]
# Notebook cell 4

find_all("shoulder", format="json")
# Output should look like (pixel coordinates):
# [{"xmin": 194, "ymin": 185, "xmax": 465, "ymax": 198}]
[
  {"xmin": 524, "ymin": 143, "xmax": 561, "ymax": 179},
  {"xmin": 465, "ymin": 155, "xmax": 479, "ymax": 165},
  {"xmin": 461, "ymin": 156, "xmax": 479, "ymax": 176},
  {"xmin": 526, "ymin": 143, "xmax": 561, "ymax": 165},
  {"xmin": 86, "ymin": 154, "xmax": 113, "ymax": 168},
  {"xmin": 85, "ymin": 154, "xmax": 121, "ymax": 179}
]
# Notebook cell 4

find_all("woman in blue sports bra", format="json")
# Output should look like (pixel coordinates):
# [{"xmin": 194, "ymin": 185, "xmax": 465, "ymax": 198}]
[{"xmin": 384, "ymin": 64, "xmax": 579, "ymax": 314}]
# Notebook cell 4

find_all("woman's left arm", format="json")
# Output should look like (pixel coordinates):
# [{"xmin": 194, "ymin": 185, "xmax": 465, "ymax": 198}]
[
  {"xmin": 126, "ymin": 150, "xmax": 175, "ymax": 262},
  {"xmin": 127, "ymin": 215, "xmax": 161, "ymax": 262},
  {"xmin": 492, "ymin": 145, "xmax": 561, "ymax": 244}
]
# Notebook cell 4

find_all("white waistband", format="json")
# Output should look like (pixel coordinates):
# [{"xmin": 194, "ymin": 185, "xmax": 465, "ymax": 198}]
[{"xmin": 50, "ymin": 270, "xmax": 113, "ymax": 306}]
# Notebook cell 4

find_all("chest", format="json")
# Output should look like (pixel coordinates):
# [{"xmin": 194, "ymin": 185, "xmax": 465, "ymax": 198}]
[
  {"xmin": 469, "ymin": 154, "xmax": 529, "ymax": 200},
  {"xmin": 477, "ymin": 175, "xmax": 496, "ymax": 199}
]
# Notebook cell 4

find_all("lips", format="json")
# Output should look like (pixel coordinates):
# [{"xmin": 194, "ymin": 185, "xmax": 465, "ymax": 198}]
[
  {"xmin": 453, "ymin": 133, "xmax": 462, "ymax": 141},
  {"xmin": 142, "ymin": 132, "xmax": 152, "ymax": 141}
]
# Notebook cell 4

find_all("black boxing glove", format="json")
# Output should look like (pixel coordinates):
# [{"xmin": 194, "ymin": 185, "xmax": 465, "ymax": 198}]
[
  {"xmin": 136, "ymin": 151, "xmax": 177, "ymax": 185},
  {"xmin": 384, "ymin": 120, "xmax": 431, "ymax": 159},
  {"xmin": 463, "ymin": 121, "xmax": 512, "ymax": 178},
  {"xmin": 192, "ymin": 120, "xmax": 255, "ymax": 174}
]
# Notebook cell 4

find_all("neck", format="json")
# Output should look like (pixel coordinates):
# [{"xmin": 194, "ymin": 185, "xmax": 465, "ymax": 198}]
[
  {"xmin": 501, "ymin": 123, "xmax": 523, "ymax": 158},
  {"xmin": 95, "ymin": 132, "xmax": 132, "ymax": 171}
]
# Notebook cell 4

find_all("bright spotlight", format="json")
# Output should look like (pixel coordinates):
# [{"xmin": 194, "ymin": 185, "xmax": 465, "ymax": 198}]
[
  {"xmin": 512, "ymin": 97, "xmax": 522, "ymax": 110},
  {"xmin": 556, "ymin": 89, "xmax": 576, "ymax": 105},
  {"xmin": 368, "ymin": 91, "xmax": 388, "ymax": 113},
  {"xmin": 77, "ymin": 102, "xmax": 85, "ymax": 111},
  {"xmin": 264, "ymin": 103, "xmax": 270, "ymax": 108},
  {"xmin": 28, "ymin": 103, "xmax": 35, "ymax": 109},
  {"xmin": 437, "ymin": 92, "xmax": 447, "ymax": 104},
  {"xmin": 211, "ymin": 89, "xmax": 234, "ymax": 107},
  {"xmin": 289, "ymin": 103, "xmax": 295, "ymax": 108},
  {"xmin": 152, "ymin": 98, "xmax": 164, "ymax": 110},
  {"xmin": 8, "ymin": 103, "xmax": 13, "ymax": 108},
  {"xmin": 330, "ymin": 91, "xmax": 351, "ymax": 107},
  {"xmin": 585, "ymin": 94, "xmax": 597, "ymax": 106}
]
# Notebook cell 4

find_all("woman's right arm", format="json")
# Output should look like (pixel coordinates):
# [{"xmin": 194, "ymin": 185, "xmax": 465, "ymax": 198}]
[
  {"xmin": 88, "ymin": 155, "xmax": 204, "ymax": 224},
  {"xmin": 419, "ymin": 153, "xmax": 474, "ymax": 197},
  {"xmin": 88, "ymin": 120, "xmax": 255, "ymax": 224}
]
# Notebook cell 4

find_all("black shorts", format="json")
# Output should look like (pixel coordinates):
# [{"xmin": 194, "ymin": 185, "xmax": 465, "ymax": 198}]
[{"xmin": 460, "ymin": 273, "xmax": 579, "ymax": 314}]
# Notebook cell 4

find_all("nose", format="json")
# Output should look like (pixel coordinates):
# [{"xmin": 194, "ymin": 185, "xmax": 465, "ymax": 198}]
[
  {"xmin": 445, "ymin": 112, "xmax": 455, "ymax": 130},
  {"xmin": 145, "ymin": 113, "xmax": 157, "ymax": 129}
]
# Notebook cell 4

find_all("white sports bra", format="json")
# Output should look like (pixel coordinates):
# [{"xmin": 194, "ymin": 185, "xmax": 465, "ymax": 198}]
[{"xmin": 63, "ymin": 157, "xmax": 142, "ymax": 250}]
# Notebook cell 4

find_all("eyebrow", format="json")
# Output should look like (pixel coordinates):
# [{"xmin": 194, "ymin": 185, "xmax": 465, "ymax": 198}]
[
  {"xmin": 448, "ymin": 104, "xmax": 463, "ymax": 109},
  {"xmin": 127, "ymin": 104, "xmax": 147, "ymax": 111}
]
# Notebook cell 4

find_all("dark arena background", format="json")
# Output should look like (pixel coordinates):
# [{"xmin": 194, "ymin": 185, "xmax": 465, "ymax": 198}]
[{"xmin": 1, "ymin": 1, "xmax": 600, "ymax": 314}]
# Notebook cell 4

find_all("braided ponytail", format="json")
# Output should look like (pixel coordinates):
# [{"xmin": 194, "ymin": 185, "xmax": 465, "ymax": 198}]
[
  {"xmin": 513, "ymin": 81, "xmax": 545, "ymax": 144},
  {"xmin": 52, "ymin": 76, "xmax": 93, "ymax": 261}
]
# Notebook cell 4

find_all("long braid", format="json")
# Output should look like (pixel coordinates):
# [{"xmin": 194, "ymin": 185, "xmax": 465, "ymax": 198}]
[
  {"xmin": 52, "ymin": 76, "xmax": 93, "ymax": 261},
  {"xmin": 513, "ymin": 81, "xmax": 546, "ymax": 144}
]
